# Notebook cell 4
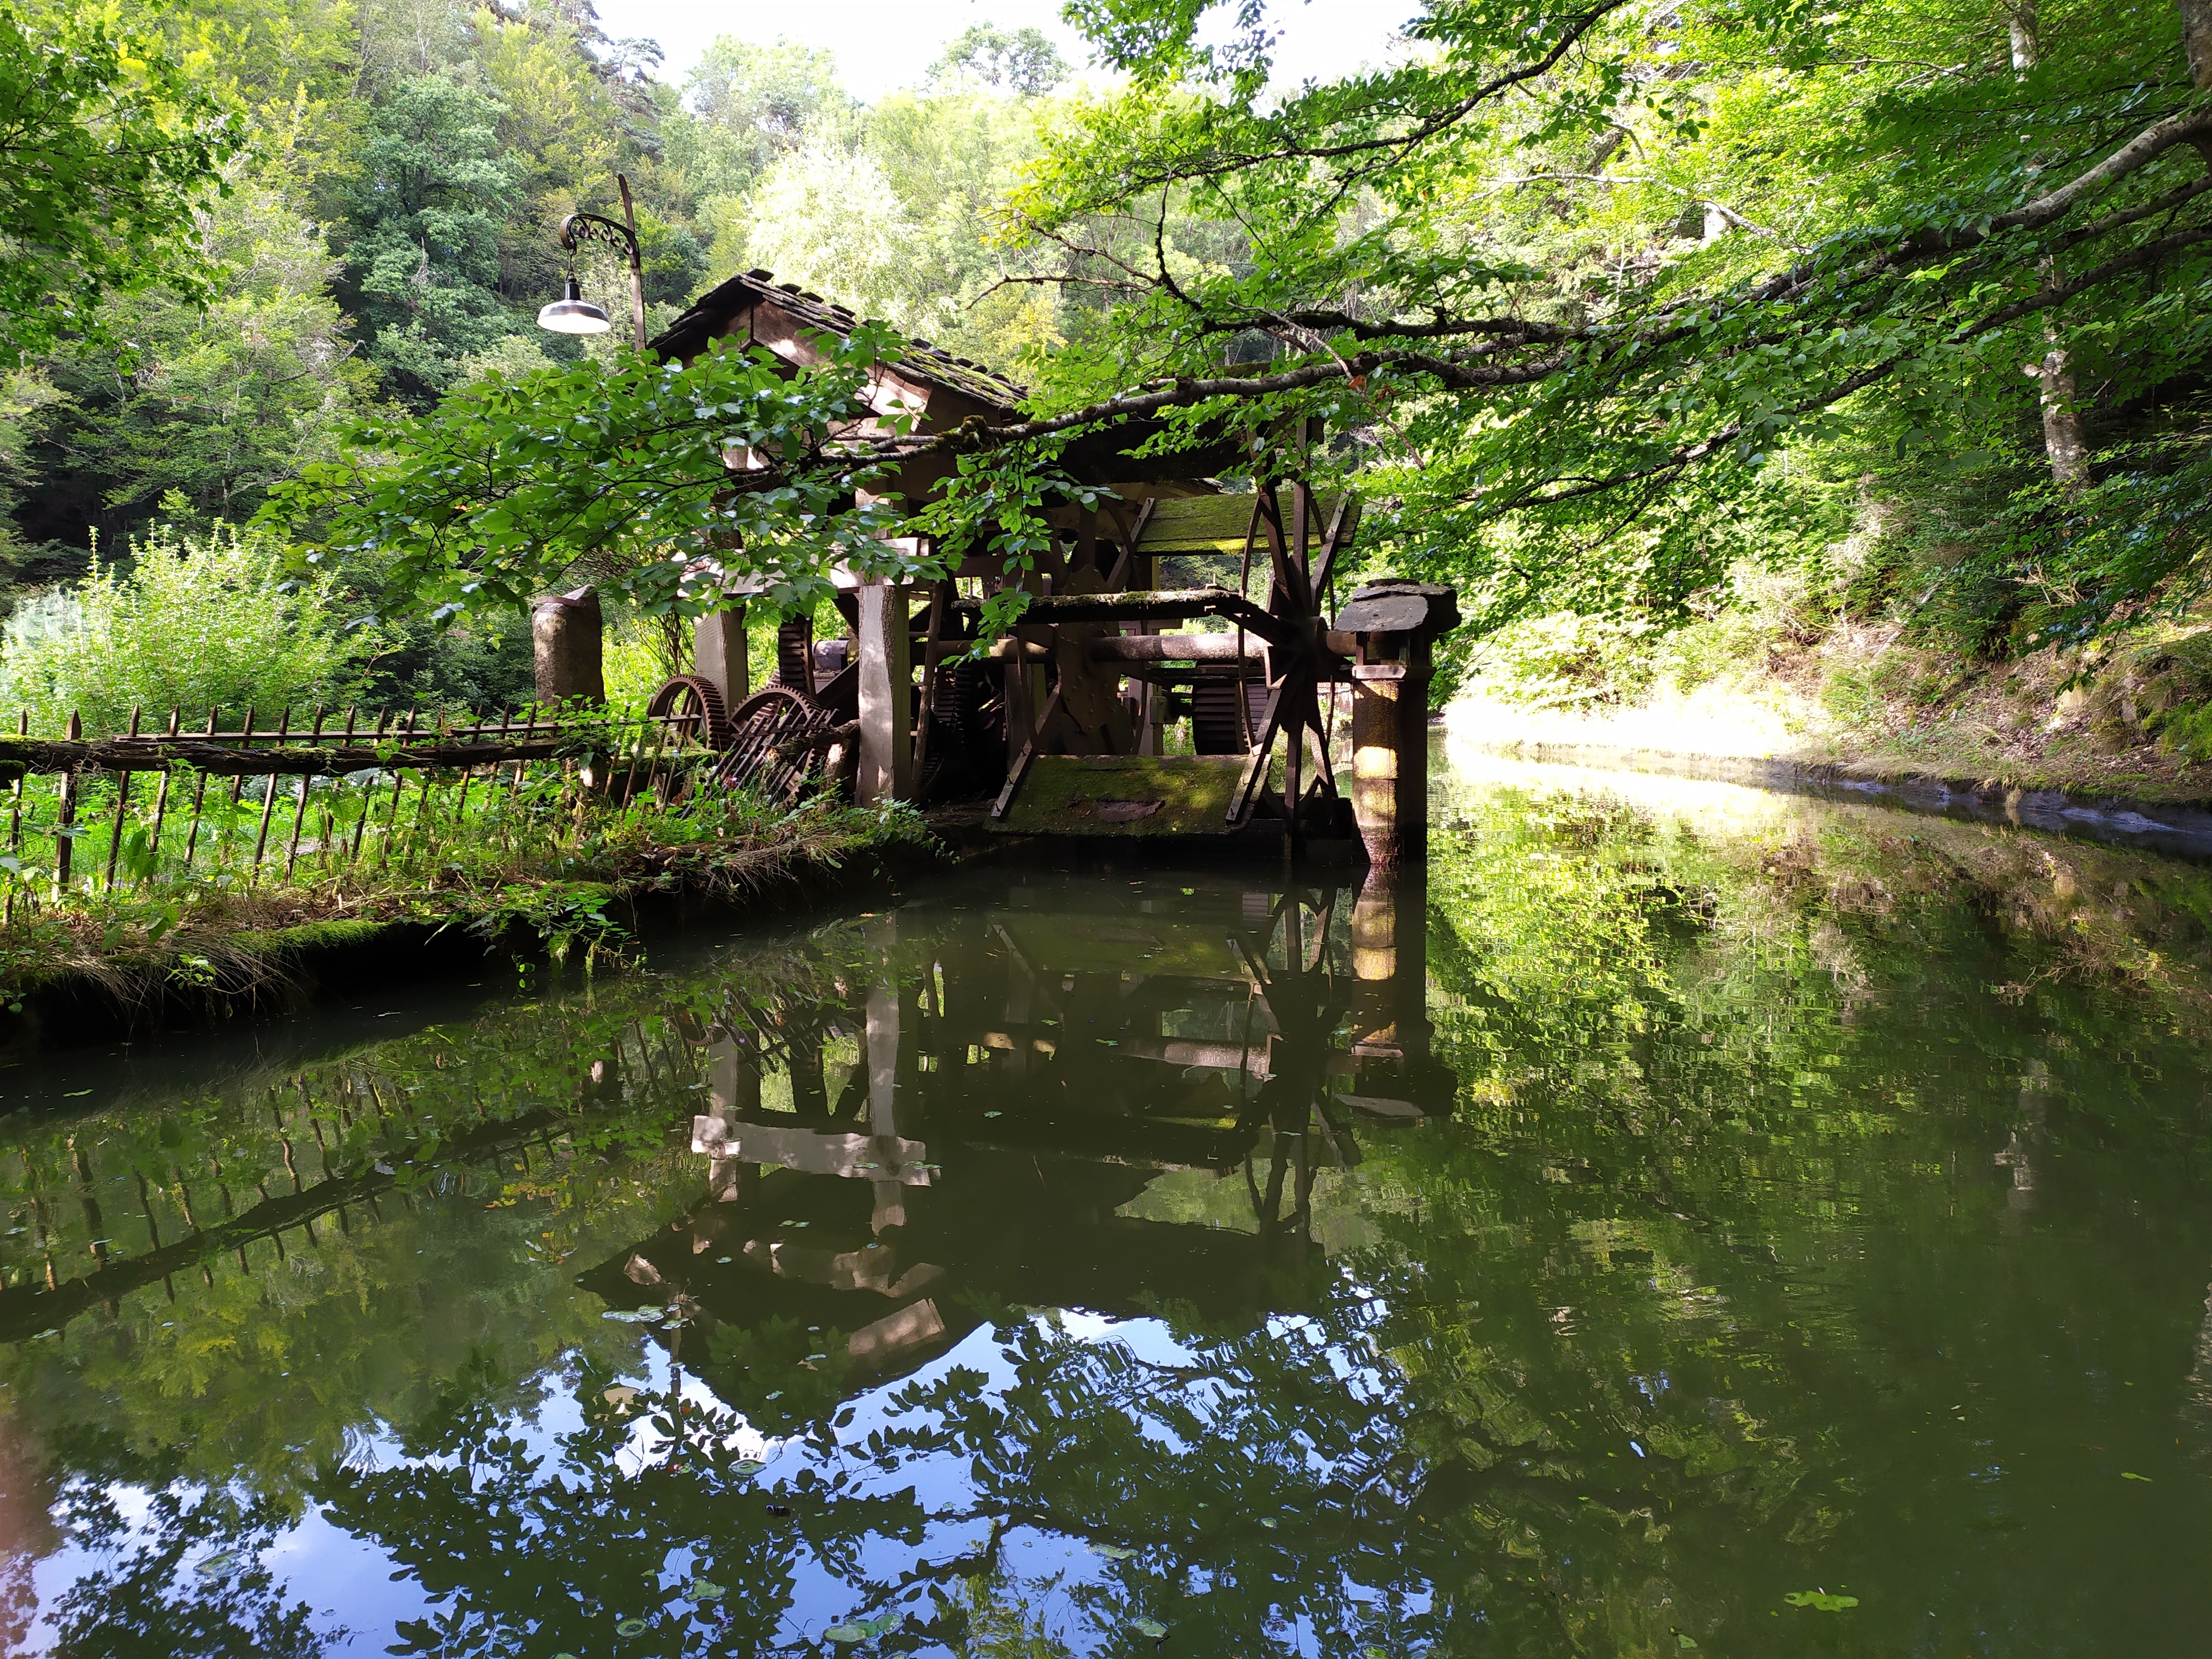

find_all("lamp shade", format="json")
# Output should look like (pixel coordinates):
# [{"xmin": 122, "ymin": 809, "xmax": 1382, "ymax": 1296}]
[{"xmin": 537, "ymin": 275, "xmax": 611, "ymax": 335}]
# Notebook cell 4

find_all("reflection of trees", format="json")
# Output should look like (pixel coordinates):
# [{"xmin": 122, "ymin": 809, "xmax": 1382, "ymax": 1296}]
[{"xmin": 7, "ymin": 800, "xmax": 2212, "ymax": 1653}]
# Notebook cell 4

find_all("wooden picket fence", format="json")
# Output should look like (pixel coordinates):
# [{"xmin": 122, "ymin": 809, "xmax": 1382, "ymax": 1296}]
[{"xmin": 0, "ymin": 702, "xmax": 716, "ymax": 913}]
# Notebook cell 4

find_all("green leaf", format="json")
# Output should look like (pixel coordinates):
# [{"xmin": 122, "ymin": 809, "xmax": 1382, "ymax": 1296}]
[
  {"xmin": 1783, "ymin": 1590, "xmax": 1859, "ymax": 1611},
  {"xmin": 1132, "ymin": 1617, "xmax": 1169, "ymax": 1639}
]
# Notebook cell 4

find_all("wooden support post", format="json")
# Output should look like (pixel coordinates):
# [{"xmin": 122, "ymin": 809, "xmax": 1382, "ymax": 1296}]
[
  {"xmin": 532, "ymin": 587, "xmax": 606, "ymax": 708},
  {"xmin": 855, "ymin": 578, "xmax": 913, "ymax": 805},
  {"xmin": 1350, "ymin": 641, "xmax": 1431, "ymax": 868},
  {"xmin": 694, "ymin": 604, "xmax": 749, "ymax": 710},
  {"xmin": 1338, "ymin": 582, "xmax": 1456, "ymax": 868}
]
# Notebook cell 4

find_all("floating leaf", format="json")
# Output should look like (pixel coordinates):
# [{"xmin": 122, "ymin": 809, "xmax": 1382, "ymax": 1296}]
[
  {"xmin": 1678, "ymin": 1638, "xmax": 1699, "ymax": 1650},
  {"xmin": 616, "ymin": 1616, "xmax": 649, "ymax": 1635},
  {"xmin": 688, "ymin": 1578, "xmax": 726, "ymax": 1601},
  {"xmin": 733, "ymin": 1459, "xmax": 765, "ymax": 1475},
  {"xmin": 193, "ymin": 1552, "xmax": 236, "ymax": 1577},
  {"xmin": 1782, "ymin": 1590, "xmax": 1859, "ymax": 1611},
  {"xmin": 863, "ymin": 1613, "xmax": 900, "ymax": 1636},
  {"xmin": 2122, "ymin": 1471, "xmax": 2153, "ymax": 1481},
  {"xmin": 1092, "ymin": 1543, "xmax": 1137, "ymax": 1560},
  {"xmin": 1259, "ymin": 1517, "xmax": 1279, "ymax": 1528},
  {"xmin": 1131, "ymin": 1617, "xmax": 1168, "ymax": 1639},
  {"xmin": 823, "ymin": 1623, "xmax": 867, "ymax": 1644}
]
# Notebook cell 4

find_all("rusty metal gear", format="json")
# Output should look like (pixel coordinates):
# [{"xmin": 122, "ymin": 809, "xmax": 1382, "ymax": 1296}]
[{"xmin": 645, "ymin": 674, "xmax": 733, "ymax": 750}]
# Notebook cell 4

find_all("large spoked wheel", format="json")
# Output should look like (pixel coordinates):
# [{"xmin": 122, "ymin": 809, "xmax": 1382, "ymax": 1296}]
[{"xmin": 715, "ymin": 685, "xmax": 849, "ymax": 803}]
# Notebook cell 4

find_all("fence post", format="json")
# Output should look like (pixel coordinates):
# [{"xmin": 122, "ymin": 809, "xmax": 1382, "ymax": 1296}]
[
  {"xmin": 222, "ymin": 708, "xmax": 257, "ymax": 875},
  {"xmin": 103, "ymin": 707, "xmax": 140, "ymax": 890},
  {"xmin": 322, "ymin": 708, "xmax": 357, "ymax": 874},
  {"xmin": 284, "ymin": 707, "xmax": 324, "ymax": 883},
  {"xmin": 249, "ymin": 708, "xmax": 290, "ymax": 883},
  {"xmin": 144, "ymin": 708, "xmax": 180, "ymax": 888},
  {"xmin": 3, "ymin": 711, "xmax": 23, "ymax": 924},
  {"xmin": 182, "ymin": 708, "xmax": 217, "ymax": 872},
  {"xmin": 55, "ymin": 711, "xmax": 80, "ymax": 891},
  {"xmin": 351, "ymin": 709, "xmax": 392, "ymax": 864},
  {"xmin": 378, "ymin": 711, "xmax": 419, "ymax": 868}
]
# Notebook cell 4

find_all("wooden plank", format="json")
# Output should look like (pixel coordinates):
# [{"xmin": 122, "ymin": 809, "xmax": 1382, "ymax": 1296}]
[
  {"xmin": 1136, "ymin": 492, "xmax": 1347, "ymax": 553},
  {"xmin": 1011, "ymin": 587, "xmax": 1292, "ymax": 644}
]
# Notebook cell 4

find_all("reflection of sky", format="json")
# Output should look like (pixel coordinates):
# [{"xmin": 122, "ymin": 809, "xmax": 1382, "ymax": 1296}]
[
  {"xmin": 24, "ymin": 1479, "xmax": 430, "ymax": 1653},
  {"xmin": 14, "ymin": 1304, "xmax": 1401, "ymax": 1655}
]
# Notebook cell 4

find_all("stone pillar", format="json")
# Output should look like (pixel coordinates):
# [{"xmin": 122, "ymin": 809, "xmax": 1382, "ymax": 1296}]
[
  {"xmin": 856, "ymin": 578, "xmax": 913, "ymax": 805},
  {"xmin": 693, "ymin": 603, "xmax": 748, "ymax": 710},
  {"xmin": 531, "ymin": 587, "xmax": 605, "ymax": 707}
]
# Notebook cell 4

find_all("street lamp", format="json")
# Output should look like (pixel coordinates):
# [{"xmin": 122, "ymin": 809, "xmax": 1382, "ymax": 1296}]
[{"xmin": 536, "ymin": 173, "xmax": 646, "ymax": 349}]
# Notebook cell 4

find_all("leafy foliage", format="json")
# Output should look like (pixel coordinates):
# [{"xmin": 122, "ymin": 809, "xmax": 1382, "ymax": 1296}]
[
  {"xmin": 0, "ymin": 0, "xmax": 242, "ymax": 368},
  {"xmin": 269, "ymin": 329, "xmax": 940, "ymax": 623},
  {"xmin": 0, "ymin": 519, "xmax": 375, "ymax": 733}
]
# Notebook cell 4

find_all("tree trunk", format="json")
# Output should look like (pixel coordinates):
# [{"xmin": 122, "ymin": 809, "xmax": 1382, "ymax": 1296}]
[
  {"xmin": 2012, "ymin": 3, "xmax": 2093, "ymax": 487},
  {"xmin": 2034, "ymin": 347, "xmax": 2090, "ymax": 486},
  {"xmin": 2183, "ymin": 0, "xmax": 2212, "ymax": 90}
]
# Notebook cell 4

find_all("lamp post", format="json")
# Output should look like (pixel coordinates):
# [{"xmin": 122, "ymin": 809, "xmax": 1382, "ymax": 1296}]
[{"xmin": 536, "ymin": 173, "xmax": 646, "ymax": 348}]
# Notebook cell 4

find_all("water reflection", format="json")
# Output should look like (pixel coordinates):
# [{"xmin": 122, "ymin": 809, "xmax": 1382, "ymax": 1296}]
[{"xmin": 4, "ymin": 766, "xmax": 2212, "ymax": 1654}]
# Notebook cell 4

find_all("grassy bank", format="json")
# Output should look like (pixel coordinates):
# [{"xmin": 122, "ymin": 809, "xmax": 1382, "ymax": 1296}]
[
  {"xmin": 1450, "ymin": 569, "xmax": 2212, "ymax": 807},
  {"xmin": 0, "ymin": 774, "xmax": 934, "ymax": 1017}
]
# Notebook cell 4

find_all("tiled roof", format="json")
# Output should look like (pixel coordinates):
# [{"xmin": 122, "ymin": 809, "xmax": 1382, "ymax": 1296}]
[{"xmin": 649, "ymin": 268, "xmax": 1027, "ymax": 416}]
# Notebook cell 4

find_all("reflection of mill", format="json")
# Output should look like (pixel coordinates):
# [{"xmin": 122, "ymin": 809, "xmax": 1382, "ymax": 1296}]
[{"xmin": 579, "ymin": 863, "xmax": 1447, "ymax": 1400}]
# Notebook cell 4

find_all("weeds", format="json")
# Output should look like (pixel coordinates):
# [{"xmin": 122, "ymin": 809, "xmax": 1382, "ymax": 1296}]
[{"xmin": 0, "ymin": 751, "xmax": 932, "ymax": 1004}]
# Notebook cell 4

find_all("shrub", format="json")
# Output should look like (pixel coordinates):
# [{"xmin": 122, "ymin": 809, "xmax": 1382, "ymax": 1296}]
[{"xmin": 0, "ymin": 520, "xmax": 378, "ymax": 737}]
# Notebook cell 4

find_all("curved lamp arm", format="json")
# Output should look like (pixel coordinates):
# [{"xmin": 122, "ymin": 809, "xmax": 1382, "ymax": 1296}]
[{"xmin": 556, "ymin": 174, "xmax": 646, "ymax": 349}]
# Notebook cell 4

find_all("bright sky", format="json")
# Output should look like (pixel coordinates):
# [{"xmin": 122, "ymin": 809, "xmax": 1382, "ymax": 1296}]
[{"xmin": 589, "ymin": 0, "xmax": 1417, "ymax": 102}]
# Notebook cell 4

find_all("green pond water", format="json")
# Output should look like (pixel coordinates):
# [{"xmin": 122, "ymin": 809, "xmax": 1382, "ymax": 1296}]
[{"xmin": 2, "ymin": 752, "xmax": 2212, "ymax": 1656}]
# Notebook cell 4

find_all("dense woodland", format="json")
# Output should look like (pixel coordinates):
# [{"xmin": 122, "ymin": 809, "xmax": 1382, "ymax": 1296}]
[{"xmin": 4, "ymin": 0, "xmax": 2211, "ymax": 754}]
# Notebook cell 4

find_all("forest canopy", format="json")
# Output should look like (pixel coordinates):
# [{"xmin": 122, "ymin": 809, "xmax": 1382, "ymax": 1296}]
[{"xmin": 3, "ymin": 0, "xmax": 2210, "ymax": 698}]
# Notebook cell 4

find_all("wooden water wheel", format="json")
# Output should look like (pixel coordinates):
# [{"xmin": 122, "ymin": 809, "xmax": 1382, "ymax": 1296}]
[{"xmin": 984, "ymin": 453, "xmax": 1368, "ymax": 838}]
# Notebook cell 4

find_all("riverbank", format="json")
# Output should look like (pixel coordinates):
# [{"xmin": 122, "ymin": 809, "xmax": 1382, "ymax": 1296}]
[
  {"xmin": 0, "ymin": 794, "xmax": 945, "ymax": 1055},
  {"xmin": 1450, "ymin": 608, "xmax": 2212, "ymax": 825}
]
